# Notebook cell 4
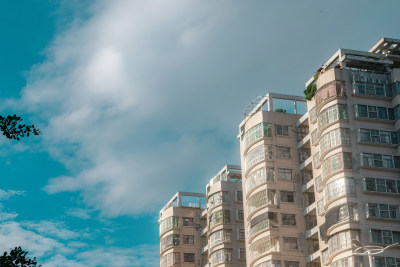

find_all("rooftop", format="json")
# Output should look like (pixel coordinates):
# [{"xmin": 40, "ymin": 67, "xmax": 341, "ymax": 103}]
[{"xmin": 159, "ymin": 191, "xmax": 206, "ymax": 218}]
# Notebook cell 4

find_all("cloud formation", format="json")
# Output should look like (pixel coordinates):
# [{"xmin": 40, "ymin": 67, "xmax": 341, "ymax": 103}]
[
  {"xmin": 0, "ymin": 218, "xmax": 158, "ymax": 267},
  {"xmin": 0, "ymin": 189, "xmax": 25, "ymax": 200},
  {"xmin": 15, "ymin": 0, "xmax": 246, "ymax": 217}
]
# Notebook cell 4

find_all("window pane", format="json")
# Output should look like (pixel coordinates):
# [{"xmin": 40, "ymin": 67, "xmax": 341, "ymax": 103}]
[{"xmin": 378, "ymin": 107, "xmax": 388, "ymax": 119}]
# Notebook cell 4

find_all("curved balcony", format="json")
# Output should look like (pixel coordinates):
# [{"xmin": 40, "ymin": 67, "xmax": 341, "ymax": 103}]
[
  {"xmin": 321, "ymin": 152, "xmax": 353, "ymax": 185},
  {"xmin": 160, "ymin": 233, "xmax": 180, "ymax": 255},
  {"xmin": 247, "ymin": 212, "xmax": 278, "ymax": 242},
  {"xmin": 246, "ymin": 189, "xmax": 276, "ymax": 218},
  {"xmin": 243, "ymin": 122, "xmax": 273, "ymax": 155},
  {"xmin": 208, "ymin": 229, "xmax": 231, "ymax": 252},
  {"xmin": 244, "ymin": 144, "xmax": 273, "ymax": 175},
  {"xmin": 159, "ymin": 216, "xmax": 179, "ymax": 237},
  {"xmin": 319, "ymin": 128, "xmax": 350, "ymax": 161},
  {"xmin": 160, "ymin": 252, "xmax": 180, "ymax": 267},
  {"xmin": 209, "ymin": 209, "xmax": 230, "ymax": 231},
  {"xmin": 331, "ymin": 256, "xmax": 363, "ymax": 267},
  {"xmin": 209, "ymin": 248, "xmax": 232, "ymax": 267},
  {"xmin": 248, "ymin": 236, "xmax": 279, "ymax": 266},
  {"xmin": 322, "ymin": 177, "xmax": 356, "ymax": 211},
  {"xmin": 316, "ymin": 104, "xmax": 348, "ymax": 139},
  {"xmin": 245, "ymin": 167, "xmax": 274, "ymax": 197},
  {"xmin": 315, "ymin": 81, "xmax": 346, "ymax": 113},
  {"xmin": 324, "ymin": 230, "xmax": 359, "ymax": 264},
  {"xmin": 319, "ymin": 203, "xmax": 359, "ymax": 241},
  {"xmin": 207, "ymin": 191, "xmax": 229, "ymax": 212}
]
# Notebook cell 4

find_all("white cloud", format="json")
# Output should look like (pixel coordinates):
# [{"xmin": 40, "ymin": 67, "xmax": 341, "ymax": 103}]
[
  {"xmin": 0, "ymin": 189, "xmax": 25, "ymax": 200},
  {"xmin": 0, "ymin": 212, "xmax": 18, "ymax": 221},
  {"xmin": 22, "ymin": 221, "xmax": 80, "ymax": 240},
  {"xmin": 65, "ymin": 208, "xmax": 91, "ymax": 220},
  {"xmin": 0, "ymin": 221, "xmax": 66, "ymax": 258},
  {"xmin": 0, "ymin": 218, "xmax": 158, "ymax": 267},
  {"xmin": 13, "ymin": 0, "xmax": 244, "ymax": 217}
]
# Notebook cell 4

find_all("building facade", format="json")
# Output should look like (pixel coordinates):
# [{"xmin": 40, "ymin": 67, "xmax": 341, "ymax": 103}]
[
  {"xmin": 159, "ymin": 192, "xmax": 207, "ymax": 267},
  {"xmin": 159, "ymin": 165, "xmax": 246, "ymax": 267},
  {"xmin": 238, "ymin": 94, "xmax": 310, "ymax": 267},
  {"xmin": 204, "ymin": 165, "xmax": 246, "ymax": 267},
  {"xmin": 159, "ymin": 37, "xmax": 400, "ymax": 267}
]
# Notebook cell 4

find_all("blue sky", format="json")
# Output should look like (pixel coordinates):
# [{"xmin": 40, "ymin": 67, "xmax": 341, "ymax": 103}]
[{"xmin": 0, "ymin": 0, "xmax": 399, "ymax": 266}]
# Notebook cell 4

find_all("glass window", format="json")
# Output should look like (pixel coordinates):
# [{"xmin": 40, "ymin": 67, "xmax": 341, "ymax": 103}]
[
  {"xmin": 377, "ymin": 179, "xmax": 386, "ymax": 192},
  {"xmin": 360, "ymin": 128, "xmax": 371, "ymax": 142},
  {"xmin": 278, "ymin": 168, "xmax": 292, "ymax": 180},
  {"xmin": 281, "ymin": 191, "xmax": 295, "ymax": 203},
  {"xmin": 243, "ymin": 123, "xmax": 272, "ymax": 150},
  {"xmin": 394, "ymin": 156, "xmax": 400, "ymax": 168},
  {"xmin": 369, "ymin": 106, "xmax": 378, "ymax": 118},
  {"xmin": 391, "ymin": 132, "xmax": 398, "ymax": 144},
  {"xmin": 237, "ymin": 229, "xmax": 245, "ymax": 240},
  {"xmin": 355, "ymin": 82, "xmax": 365, "ymax": 94},
  {"xmin": 183, "ymin": 235, "xmax": 194, "ymax": 244},
  {"xmin": 235, "ymin": 191, "xmax": 243, "ymax": 202},
  {"xmin": 380, "ymin": 131, "xmax": 391, "ymax": 143},
  {"xmin": 254, "ymin": 260, "xmax": 281, "ymax": 267},
  {"xmin": 365, "ymin": 178, "xmax": 376, "ymax": 191},
  {"xmin": 357, "ymin": 105, "xmax": 368, "ymax": 117},
  {"xmin": 183, "ymin": 217, "xmax": 194, "ymax": 227},
  {"xmin": 323, "ymin": 178, "xmax": 355, "ymax": 202},
  {"xmin": 383, "ymin": 155, "xmax": 394, "ymax": 168},
  {"xmin": 277, "ymin": 146, "xmax": 291, "ymax": 158},
  {"xmin": 160, "ymin": 216, "xmax": 180, "ymax": 234},
  {"xmin": 246, "ymin": 167, "xmax": 267, "ymax": 193},
  {"xmin": 184, "ymin": 253, "xmax": 195, "ymax": 262},
  {"xmin": 208, "ymin": 191, "xmax": 229, "ymax": 209},
  {"xmin": 376, "ymin": 84, "xmax": 385, "ymax": 96},
  {"xmin": 209, "ymin": 210, "xmax": 230, "ymax": 227},
  {"xmin": 209, "ymin": 230, "xmax": 231, "ymax": 247},
  {"xmin": 245, "ymin": 145, "xmax": 266, "ymax": 171},
  {"xmin": 246, "ymin": 189, "xmax": 276, "ymax": 214},
  {"xmin": 378, "ymin": 107, "xmax": 388, "ymax": 119},
  {"xmin": 388, "ymin": 108, "xmax": 395, "ymax": 120},
  {"xmin": 238, "ymin": 248, "xmax": 246, "ymax": 260},
  {"xmin": 371, "ymin": 130, "xmax": 380, "ymax": 142},
  {"xmin": 374, "ymin": 154, "xmax": 383, "ymax": 167},
  {"xmin": 283, "ymin": 237, "xmax": 298, "ymax": 250},
  {"xmin": 370, "ymin": 229, "xmax": 400, "ymax": 245},
  {"xmin": 266, "ymin": 168, "xmax": 274, "ymax": 181},
  {"xmin": 362, "ymin": 153, "xmax": 373, "ymax": 167},
  {"xmin": 236, "ymin": 210, "xmax": 244, "ymax": 221},
  {"xmin": 210, "ymin": 249, "xmax": 232, "ymax": 265},
  {"xmin": 282, "ymin": 214, "xmax": 296, "ymax": 226},
  {"xmin": 264, "ymin": 123, "xmax": 272, "ymax": 137},
  {"xmin": 374, "ymin": 257, "xmax": 386, "ymax": 267},
  {"xmin": 386, "ymin": 180, "xmax": 397, "ymax": 193},
  {"xmin": 328, "ymin": 230, "xmax": 359, "ymax": 255},
  {"xmin": 276, "ymin": 124, "xmax": 289, "ymax": 136},
  {"xmin": 368, "ymin": 203, "xmax": 378, "ymax": 217},
  {"xmin": 366, "ymin": 83, "xmax": 375, "ymax": 95}
]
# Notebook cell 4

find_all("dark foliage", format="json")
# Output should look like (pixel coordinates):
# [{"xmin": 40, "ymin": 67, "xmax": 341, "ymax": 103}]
[
  {"xmin": 0, "ymin": 247, "xmax": 41, "ymax": 267},
  {"xmin": 0, "ymin": 115, "xmax": 41, "ymax": 140}
]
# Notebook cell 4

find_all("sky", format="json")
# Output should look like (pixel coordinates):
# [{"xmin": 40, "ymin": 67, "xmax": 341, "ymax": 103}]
[{"xmin": 0, "ymin": 0, "xmax": 399, "ymax": 266}]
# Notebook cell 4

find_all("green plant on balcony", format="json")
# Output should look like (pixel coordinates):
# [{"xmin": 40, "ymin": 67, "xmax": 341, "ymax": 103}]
[
  {"xmin": 274, "ymin": 108, "xmax": 286, "ymax": 113},
  {"xmin": 304, "ymin": 73, "xmax": 319, "ymax": 100}
]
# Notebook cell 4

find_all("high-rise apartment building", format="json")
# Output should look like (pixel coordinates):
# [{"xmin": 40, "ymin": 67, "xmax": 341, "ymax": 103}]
[
  {"xmin": 159, "ymin": 37, "xmax": 400, "ymax": 267},
  {"xmin": 159, "ymin": 192, "xmax": 207, "ymax": 267},
  {"xmin": 238, "ymin": 94, "xmax": 310, "ymax": 267},
  {"xmin": 159, "ymin": 165, "xmax": 246, "ymax": 267},
  {"xmin": 238, "ymin": 37, "xmax": 400, "ymax": 267},
  {"xmin": 204, "ymin": 165, "xmax": 246, "ymax": 267}
]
